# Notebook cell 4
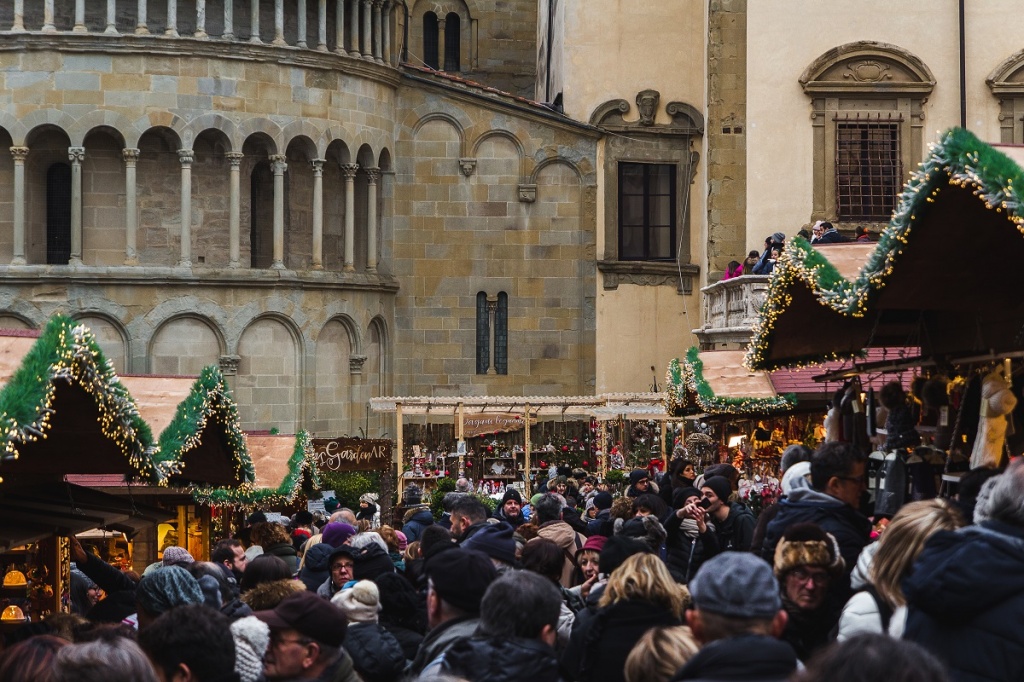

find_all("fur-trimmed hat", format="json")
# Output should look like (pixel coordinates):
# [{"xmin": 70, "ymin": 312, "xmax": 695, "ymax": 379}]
[{"xmin": 772, "ymin": 522, "xmax": 844, "ymax": 578}]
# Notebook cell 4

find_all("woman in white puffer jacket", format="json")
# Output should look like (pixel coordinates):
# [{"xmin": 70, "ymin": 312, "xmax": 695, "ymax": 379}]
[{"xmin": 837, "ymin": 499, "xmax": 964, "ymax": 640}]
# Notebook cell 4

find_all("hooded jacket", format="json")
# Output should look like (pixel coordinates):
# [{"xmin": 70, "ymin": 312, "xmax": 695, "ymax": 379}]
[
  {"xmin": 408, "ymin": 615, "xmax": 480, "ymax": 677},
  {"xmin": 711, "ymin": 502, "xmax": 756, "ymax": 552},
  {"xmin": 402, "ymin": 507, "xmax": 435, "ymax": 543},
  {"xmin": 761, "ymin": 487, "xmax": 871, "ymax": 576},
  {"xmin": 263, "ymin": 541, "xmax": 299, "ymax": 574},
  {"xmin": 902, "ymin": 520, "xmax": 1024, "ymax": 682},
  {"xmin": 442, "ymin": 637, "xmax": 561, "ymax": 682},
  {"xmin": 240, "ymin": 578, "xmax": 306, "ymax": 611},
  {"xmin": 298, "ymin": 542, "xmax": 335, "ymax": 592},
  {"xmin": 671, "ymin": 634, "xmax": 797, "ymax": 682},
  {"xmin": 533, "ymin": 521, "xmax": 585, "ymax": 588},
  {"xmin": 344, "ymin": 621, "xmax": 407, "ymax": 682}
]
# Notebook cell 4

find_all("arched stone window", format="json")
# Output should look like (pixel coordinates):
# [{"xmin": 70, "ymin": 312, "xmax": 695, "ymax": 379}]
[
  {"xmin": 475, "ymin": 291, "xmax": 489, "ymax": 374},
  {"xmin": 423, "ymin": 11, "xmax": 439, "ymax": 69},
  {"xmin": 444, "ymin": 12, "xmax": 460, "ymax": 71},
  {"xmin": 46, "ymin": 163, "xmax": 71, "ymax": 265},
  {"xmin": 987, "ymin": 50, "xmax": 1024, "ymax": 144},
  {"xmin": 800, "ymin": 42, "xmax": 935, "ymax": 227},
  {"xmin": 250, "ymin": 161, "xmax": 274, "ymax": 268}
]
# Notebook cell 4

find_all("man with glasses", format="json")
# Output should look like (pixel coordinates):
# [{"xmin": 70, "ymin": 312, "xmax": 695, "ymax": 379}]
[
  {"xmin": 760, "ymin": 442, "xmax": 871, "ymax": 596},
  {"xmin": 255, "ymin": 590, "xmax": 360, "ymax": 681},
  {"xmin": 317, "ymin": 546, "xmax": 356, "ymax": 600},
  {"xmin": 772, "ymin": 522, "xmax": 846, "ymax": 662}
]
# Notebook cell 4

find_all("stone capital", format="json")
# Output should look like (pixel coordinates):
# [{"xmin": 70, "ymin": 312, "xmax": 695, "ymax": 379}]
[
  {"xmin": 350, "ymin": 354, "xmax": 368, "ymax": 374},
  {"xmin": 340, "ymin": 163, "xmax": 360, "ymax": 179},
  {"xmin": 226, "ymin": 152, "xmax": 244, "ymax": 167},
  {"xmin": 311, "ymin": 158, "xmax": 326, "ymax": 175},
  {"xmin": 218, "ymin": 354, "xmax": 241, "ymax": 376},
  {"xmin": 372, "ymin": 0, "xmax": 383, "ymax": 7},
  {"xmin": 459, "ymin": 158, "xmax": 476, "ymax": 176},
  {"xmin": 68, "ymin": 147, "xmax": 86, "ymax": 164},
  {"xmin": 365, "ymin": 167, "xmax": 381, "ymax": 184},
  {"xmin": 9, "ymin": 147, "xmax": 29, "ymax": 163},
  {"xmin": 122, "ymin": 148, "xmax": 140, "ymax": 165},
  {"xmin": 177, "ymin": 149, "xmax": 194, "ymax": 166},
  {"xmin": 270, "ymin": 154, "xmax": 288, "ymax": 174}
]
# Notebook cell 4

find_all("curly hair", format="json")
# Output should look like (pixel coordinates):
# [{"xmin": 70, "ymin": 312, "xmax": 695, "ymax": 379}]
[
  {"xmin": 250, "ymin": 521, "xmax": 291, "ymax": 547},
  {"xmin": 610, "ymin": 496, "xmax": 634, "ymax": 521}
]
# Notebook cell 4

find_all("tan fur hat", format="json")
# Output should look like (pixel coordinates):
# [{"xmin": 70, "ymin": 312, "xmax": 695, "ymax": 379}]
[{"xmin": 773, "ymin": 522, "xmax": 844, "ymax": 578}]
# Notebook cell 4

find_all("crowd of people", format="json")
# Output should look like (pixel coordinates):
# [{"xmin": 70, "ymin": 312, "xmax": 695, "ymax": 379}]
[
  {"xmin": 722, "ymin": 222, "xmax": 874, "ymax": 280},
  {"xmin": 1, "ymin": 442, "xmax": 1022, "ymax": 681}
]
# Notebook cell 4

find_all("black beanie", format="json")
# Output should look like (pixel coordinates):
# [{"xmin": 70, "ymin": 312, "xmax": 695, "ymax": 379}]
[
  {"xmin": 352, "ymin": 544, "xmax": 395, "ymax": 581},
  {"xmin": 628, "ymin": 469, "xmax": 649, "ymax": 486},
  {"xmin": 425, "ymin": 548, "xmax": 497, "ymax": 614},
  {"xmin": 598, "ymin": 535, "xmax": 651, "ymax": 576},
  {"xmin": 672, "ymin": 487, "xmax": 702, "ymax": 509},
  {"xmin": 593, "ymin": 491, "xmax": 613, "ymax": 510},
  {"xmin": 501, "ymin": 488, "xmax": 523, "ymax": 505},
  {"xmin": 702, "ymin": 476, "xmax": 732, "ymax": 502}
]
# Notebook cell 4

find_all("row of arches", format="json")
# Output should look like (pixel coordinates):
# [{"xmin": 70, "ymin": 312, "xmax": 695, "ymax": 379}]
[
  {"xmin": 0, "ymin": 309, "xmax": 389, "ymax": 437},
  {"xmin": 0, "ymin": 121, "xmax": 393, "ymax": 270}
]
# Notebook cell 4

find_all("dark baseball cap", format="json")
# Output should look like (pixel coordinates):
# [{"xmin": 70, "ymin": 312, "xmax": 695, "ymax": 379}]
[
  {"xmin": 254, "ymin": 590, "xmax": 348, "ymax": 647},
  {"xmin": 689, "ymin": 553, "xmax": 781, "ymax": 619}
]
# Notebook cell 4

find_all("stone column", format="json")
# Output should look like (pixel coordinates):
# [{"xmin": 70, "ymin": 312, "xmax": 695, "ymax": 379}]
[
  {"xmin": 365, "ymin": 167, "xmax": 379, "ymax": 271},
  {"xmin": 122, "ymin": 148, "xmax": 140, "ymax": 265},
  {"xmin": 227, "ymin": 152, "xmax": 243, "ymax": 267},
  {"xmin": 361, "ymin": 0, "xmax": 372, "ymax": 58},
  {"xmin": 436, "ymin": 18, "xmax": 446, "ymax": 70},
  {"xmin": 311, "ymin": 159, "xmax": 325, "ymax": 270},
  {"xmin": 341, "ymin": 163, "xmax": 358, "ymax": 271},
  {"xmin": 68, "ymin": 147, "xmax": 85, "ymax": 265},
  {"xmin": 105, "ymin": 0, "xmax": 118, "ymax": 33},
  {"xmin": 195, "ymin": 0, "xmax": 207, "ymax": 38},
  {"xmin": 334, "ymin": 0, "xmax": 344, "ymax": 53},
  {"xmin": 317, "ymin": 0, "xmax": 327, "ymax": 50},
  {"xmin": 165, "ymin": 0, "xmax": 178, "ymax": 36},
  {"xmin": 296, "ymin": 0, "xmax": 307, "ymax": 47},
  {"xmin": 273, "ymin": 0, "xmax": 285, "ymax": 45},
  {"xmin": 12, "ymin": 0, "xmax": 25, "ymax": 32},
  {"xmin": 10, "ymin": 147, "xmax": 28, "ymax": 266},
  {"xmin": 177, "ymin": 149, "xmax": 193, "ymax": 267},
  {"xmin": 382, "ymin": 1, "xmax": 391, "ymax": 65},
  {"xmin": 223, "ymin": 0, "xmax": 233, "ymax": 39},
  {"xmin": 348, "ymin": 0, "xmax": 359, "ymax": 54},
  {"xmin": 371, "ymin": 0, "xmax": 382, "ymax": 62},
  {"xmin": 43, "ymin": 0, "xmax": 56, "ymax": 32},
  {"xmin": 250, "ymin": 0, "xmax": 261, "ymax": 43},
  {"xmin": 270, "ymin": 154, "xmax": 287, "ymax": 269},
  {"xmin": 136, "ymin": 0, "xmax": 149, "ymax": 33},
  {"xmin": 73, "ymin": 0, "xmax": 86, "ymax": 32}
]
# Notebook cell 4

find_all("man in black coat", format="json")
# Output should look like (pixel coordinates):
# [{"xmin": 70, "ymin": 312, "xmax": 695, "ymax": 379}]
[
  {"xmin": 760, "ymin": 442, "xmax": 871, "ymax": 594},
  {"xmin": 701, "ymin": 476, "xmax": 755, "ymax": 552},
  {"xmin": 902, "ymin": 460, "xmax": 1024, "ymax": 682}
]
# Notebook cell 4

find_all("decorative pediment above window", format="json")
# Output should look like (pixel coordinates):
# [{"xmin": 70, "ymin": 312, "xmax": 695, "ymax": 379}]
[
  {"xmin": 800, "ymin": 41, "xmax": 935, "ymax": 96},
  {"xmin": 590, "ymin": 91, "xmax": 704, "ymax": 136},
  {"xmin": 988, "ymin": 49, "xmax": 1024, "ymax": 95}
]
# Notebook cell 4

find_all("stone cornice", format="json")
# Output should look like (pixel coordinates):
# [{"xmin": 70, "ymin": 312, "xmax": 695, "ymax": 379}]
[
  {"xmin": 2, "ymin": 33, "xmax": 403, "ymax": 88},
  {"xmin": 596, "ymin": 260, "xmax": 700, "ymax": 294}
]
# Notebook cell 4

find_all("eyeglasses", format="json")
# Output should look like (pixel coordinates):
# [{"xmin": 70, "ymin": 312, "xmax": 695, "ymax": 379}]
[
  {"xmin": 789, "ymin": 568, "xmax": 830, "ymax": 585},
  {"xmin": 837, "ymin": 474, "xmax": 867, "ymax": 486}
]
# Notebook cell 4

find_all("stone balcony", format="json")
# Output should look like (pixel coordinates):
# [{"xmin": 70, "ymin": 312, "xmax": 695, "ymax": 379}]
[{"xmin": 693, "ymin": 274, "xmax": 769, "ymax": 350}]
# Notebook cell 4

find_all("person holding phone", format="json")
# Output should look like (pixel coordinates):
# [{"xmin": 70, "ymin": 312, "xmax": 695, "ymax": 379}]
[
  {"xmin": 664, "ymin": 487, "xmax": 720, "ymax": 584},
  {"xmin": 699, "ymin": 476, "xmax": 756, "ymax": 552}
]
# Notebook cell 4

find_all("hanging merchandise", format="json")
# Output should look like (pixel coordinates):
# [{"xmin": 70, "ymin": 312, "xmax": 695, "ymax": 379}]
[{"xmin": 970, "ymin": 366, "xmax": 1017, "ymax": 469}]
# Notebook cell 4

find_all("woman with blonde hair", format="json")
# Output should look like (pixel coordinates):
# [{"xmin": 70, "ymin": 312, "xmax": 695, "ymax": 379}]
[
  {"xmin": 838, "ymin": 499, "xmax": 963, "ymax": 639},
  {"xmin": 624, "ymin": 625, "xmax": 700, "ymax": 682},
  {"xmin": 561, "ymin": 553, "xmax": 684, "ymax": 682}
]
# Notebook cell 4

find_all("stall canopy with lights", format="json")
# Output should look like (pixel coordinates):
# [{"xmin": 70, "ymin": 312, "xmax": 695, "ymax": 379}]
[
  {"xmin": 666, "ymin": 347, "xmax": 797, "ymax": 417},
  {"xmin": 192, "ymin": 432, "xmax": 319, "ymax": 509},
  {"xmin": 746, "ymin": 128, "xmax": 1024, "ymax": 371}
]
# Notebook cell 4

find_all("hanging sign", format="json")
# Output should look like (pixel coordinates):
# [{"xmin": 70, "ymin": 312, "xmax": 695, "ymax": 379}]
[
  {"xmin": 463, "ymin": 414, "xmax": 525, "ymax": 438},
  {"xmin": 312, "ymin": 438, "xmax": 392, "ymax": 473}
]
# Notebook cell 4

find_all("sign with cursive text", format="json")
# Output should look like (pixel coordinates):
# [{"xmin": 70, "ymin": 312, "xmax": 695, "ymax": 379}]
[
  {"xmin": 463, "ymin": 414, "xmax": 525, "ymax": 439},
  {"xmin": 312, "ymin": 438, "xmax": 392, "ymax": 473}
]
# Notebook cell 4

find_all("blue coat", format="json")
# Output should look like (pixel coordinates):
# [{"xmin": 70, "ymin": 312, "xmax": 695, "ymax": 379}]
[
  {"xmin": 402, "ymin": 508, "xmax": 435, "ymax": 543},
  {"xmin": 903, "ymin": 520, "xmax": 1024, "ymax": 682}
]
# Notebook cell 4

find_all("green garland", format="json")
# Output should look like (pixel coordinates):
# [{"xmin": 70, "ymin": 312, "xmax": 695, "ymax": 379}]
[
  {"xmin": 746, "ymin": 127, "xmax": 1024, "ymax": 371},
  {"xmin": 0, "ymin": 314, "xmax": 158, "ymax": 481},
  {"xmin": 193, "ymin": 431, "xmax": 320, "ymax": 508},
  {"xmin": 665, "ymin": 348, "xmax": 796, "ymax": 416},
  {"xmin": 154, "ymin": 365, "xmax": 254, "ymax": 485}
]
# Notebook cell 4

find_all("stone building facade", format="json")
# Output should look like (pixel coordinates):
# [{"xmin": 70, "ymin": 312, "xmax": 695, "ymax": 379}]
[{"xmin": 0, "ymin": 0, "xmax": 597, "ymax": 439}]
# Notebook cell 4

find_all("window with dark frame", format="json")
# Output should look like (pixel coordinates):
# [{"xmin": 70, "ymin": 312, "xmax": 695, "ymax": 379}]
[
  {"xmin": 494, "ymin": 292, "xmax": 508, "ymax": 375},
  {"xmin": 476, "ymin": 292, "xmax": 489, "ymax": 375},
  {"xmin": 444, "ymin": 13, "xmax": 460, "ymax": 71},
  {"xmin": 46, "ymin": 163, "xmax": 72, "ymax": 265},
  {"xmin": 835, "ymin": 121, "xmax": 902, "ymax": 222},
  {"xmin": 423, "ymin": 12, "xmax": 439, "ymax": 69},
  {"xmin": 618, "ymin": 162, "xmax": 676, "ymax": 261}
]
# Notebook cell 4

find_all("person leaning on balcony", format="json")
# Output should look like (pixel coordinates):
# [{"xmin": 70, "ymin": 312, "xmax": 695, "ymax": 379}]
[
  {"xmin": 752, "ymin": 233, "xmax": 785, "ymax": 274},
  {"xmin": 742, "ymin": 250, "xmax": 760, "ymax": 274},
  {"xmin": 722, "ymin": 261, "xmax": 744, "ymax": 280}
]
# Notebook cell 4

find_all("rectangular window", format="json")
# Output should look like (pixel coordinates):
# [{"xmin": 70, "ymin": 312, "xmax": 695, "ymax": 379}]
[
  {"xmin": 475, "ymin": 292, "xmax": 489, "ymax": 375},
  {"xmin": 835, "ymin": 122, "xmax": 901, "ymax": 221},
  {"xmin": 494, "ymin": 292, "xmax": 508, "ymax": 375},
  {"xmin": 618, "ymin": 162, "xmax": 676, "ymax": 261}
]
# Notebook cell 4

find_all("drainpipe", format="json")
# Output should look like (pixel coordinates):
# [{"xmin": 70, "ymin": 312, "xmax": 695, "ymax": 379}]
[{"xmin": 959, "ymin": 0, "xmax": 966, "ymax": 129}]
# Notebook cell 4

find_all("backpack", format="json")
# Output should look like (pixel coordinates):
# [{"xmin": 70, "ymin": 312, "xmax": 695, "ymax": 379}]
[{"xmin": 861, "ymin": 584, "xmax": 894, "ymax": 633}]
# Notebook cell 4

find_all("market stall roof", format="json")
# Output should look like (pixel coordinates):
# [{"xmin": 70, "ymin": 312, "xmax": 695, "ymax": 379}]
[
  {"xmin": 666, "ymin": 348, "xmax": 796, "ymax": 417},
  {"xmin": 122, "ymin": 367, "xmax": 254, "ymax": 488},
  {"xmin": 746, "ymin": 128, "xmax": 1024, "ymax": 371},
  {"xmin": 371, "ymin": 393, "xmax": 673, "ymax": 420},
  {"xmin": 0, "ymin": 316, "xmax": 161, "ymax": 483},
  {"xmin": 192, "ymin": 432, "xmax": 319, "ymax": 508}
]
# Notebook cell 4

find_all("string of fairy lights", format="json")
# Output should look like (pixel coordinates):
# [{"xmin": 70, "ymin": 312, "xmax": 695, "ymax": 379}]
[
  {"xmin": 745, "ymin": 127, "xmax": 1024, "ymax": 372},
  {"xmin": 664, "ymin": 348, "xmax": 796, "ymax": 417},
  {"xmin": 193, "ymin": 431, "xmax": 319, "ymax": 509}
]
